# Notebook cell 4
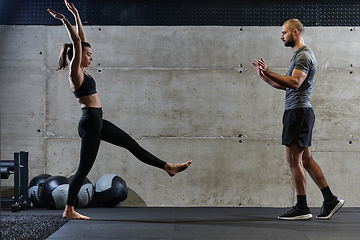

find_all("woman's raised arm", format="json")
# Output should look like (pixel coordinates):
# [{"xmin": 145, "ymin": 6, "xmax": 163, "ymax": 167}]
[
  {"xmin": 65, "ymin": 0, "xmax": 87, "ymax": 42},
  {"xmin": 47, "ymin": 8, "xmax": 82, "ymax": 86}
]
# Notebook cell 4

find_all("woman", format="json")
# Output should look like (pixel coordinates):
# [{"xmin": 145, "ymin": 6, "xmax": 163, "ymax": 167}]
[{"xmin": 48, "ymin": 0, "xmax": 192, "ymax": 220}]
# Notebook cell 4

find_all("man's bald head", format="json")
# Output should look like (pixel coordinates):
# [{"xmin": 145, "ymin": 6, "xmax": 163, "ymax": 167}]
[{"xmin": 283, "ymin": 19, "xmax": 304, "ymax": 35}]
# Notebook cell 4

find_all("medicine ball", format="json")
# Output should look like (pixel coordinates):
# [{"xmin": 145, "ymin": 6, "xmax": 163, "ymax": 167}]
[
  {"xmin": 28, "ymin": 173, "xmax": 52, "ymax": 208},
  {"xmin": 40, "ymin": 175, "xmax": 70, "ymax": 209},
  {"xmin": 95, "ymin": 174, "xmax": 127, "ymax": 207},
  {"xmin": 68, "ymin": 175, "xmax": 94, "ymax": 207}
]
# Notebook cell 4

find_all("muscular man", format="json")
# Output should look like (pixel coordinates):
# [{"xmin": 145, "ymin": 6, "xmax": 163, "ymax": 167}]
[{"xmin": 253, "ymin": 19, "xmax": 344, "ymax": 220}]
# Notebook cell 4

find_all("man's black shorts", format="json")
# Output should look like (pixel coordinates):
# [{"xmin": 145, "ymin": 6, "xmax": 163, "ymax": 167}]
[{"xmin": 282, "ymin": 107, "xmax": 315, "ymax": 148}]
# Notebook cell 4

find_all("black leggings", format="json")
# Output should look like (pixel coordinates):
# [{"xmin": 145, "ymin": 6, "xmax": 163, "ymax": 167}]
[{"xmin": 67, "ymin": 107, "xmax": 167, "ymax": 206}]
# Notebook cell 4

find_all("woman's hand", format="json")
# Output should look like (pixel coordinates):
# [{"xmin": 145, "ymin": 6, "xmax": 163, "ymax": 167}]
[
  {"xmin": 47, "ymin": 9, "xmax": 66, "ymax": 21},
  {"xmin": 65, "ymin": 0, "xmax": 79, "ymax": 18}
]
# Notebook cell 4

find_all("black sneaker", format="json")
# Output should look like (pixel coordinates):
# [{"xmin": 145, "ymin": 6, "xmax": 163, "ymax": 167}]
[
  {"xmin": 316, "ymin": 196, "xmax": 344, "ymax": 220},
  {"xmin": 278, "ymin": 206, "xmax": 313, "ymax": 220},
  {"xmin": 278, "ymin": 205, "xmax": 312, "ymax": 220}
]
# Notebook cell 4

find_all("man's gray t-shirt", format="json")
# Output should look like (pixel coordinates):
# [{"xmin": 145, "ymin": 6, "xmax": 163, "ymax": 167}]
[{"xmin": 285, "ymin": 45, "xmax": 316, "ymax": 110}]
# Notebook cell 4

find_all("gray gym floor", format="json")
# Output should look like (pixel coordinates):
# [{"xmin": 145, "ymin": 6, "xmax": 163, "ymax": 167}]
[{"xmin": 3, "ymin": 207, "xmax": 360, "ymax": 240}]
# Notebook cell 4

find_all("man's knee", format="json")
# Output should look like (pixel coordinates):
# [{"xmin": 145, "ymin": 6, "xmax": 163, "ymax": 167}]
[{"xmin": 302, "ymin": 153, "xmax": 313, "ymax": 170}]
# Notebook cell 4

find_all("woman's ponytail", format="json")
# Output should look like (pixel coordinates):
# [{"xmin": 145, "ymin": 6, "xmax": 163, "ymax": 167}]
[{"xmin": 57, "ymin": 43, "xmax": 73, "ymax": 71}]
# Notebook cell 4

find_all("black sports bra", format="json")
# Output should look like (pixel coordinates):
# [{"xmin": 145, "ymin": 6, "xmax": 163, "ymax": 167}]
[{"xmin": 73, "ymin": 72, "xmax": 97, "ymax": 98}]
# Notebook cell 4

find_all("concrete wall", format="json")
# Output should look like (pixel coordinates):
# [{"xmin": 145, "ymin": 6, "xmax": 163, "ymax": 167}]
[{"xmin": 1, "ymin": 25, "xmax": 359, "ymax": 207}]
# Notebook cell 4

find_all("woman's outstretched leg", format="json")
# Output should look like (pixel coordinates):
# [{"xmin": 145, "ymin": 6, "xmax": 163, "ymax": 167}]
[{"xmin": 101, "ymin": 119, "xmax": 191, "ymax": 176}]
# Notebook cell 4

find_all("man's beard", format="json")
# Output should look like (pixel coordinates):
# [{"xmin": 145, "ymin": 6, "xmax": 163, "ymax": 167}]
[{"xmin": 284, "ymin": 35, "xmax": 295, "ymax": 47}]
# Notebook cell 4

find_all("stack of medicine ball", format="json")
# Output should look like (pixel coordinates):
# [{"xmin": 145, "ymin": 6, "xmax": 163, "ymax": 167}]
[{"xmin": 28, "ymin": 173, "xmax": 127, "ymax": 209}]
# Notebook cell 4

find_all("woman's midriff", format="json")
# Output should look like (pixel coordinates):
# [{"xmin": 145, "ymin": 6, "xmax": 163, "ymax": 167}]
[{"xmin": 78, "ymin": 93, "xmax": 101, "ymax": 109}]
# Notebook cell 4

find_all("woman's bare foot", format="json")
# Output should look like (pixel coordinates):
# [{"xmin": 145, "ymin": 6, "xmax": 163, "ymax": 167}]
[
  {"xmin": 63, "ymin": 205, "xmax": 90, "ymax": 220},
  {"xmin": 164, "ymin": 160, "xmax": 192, "ymax": 177}
]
